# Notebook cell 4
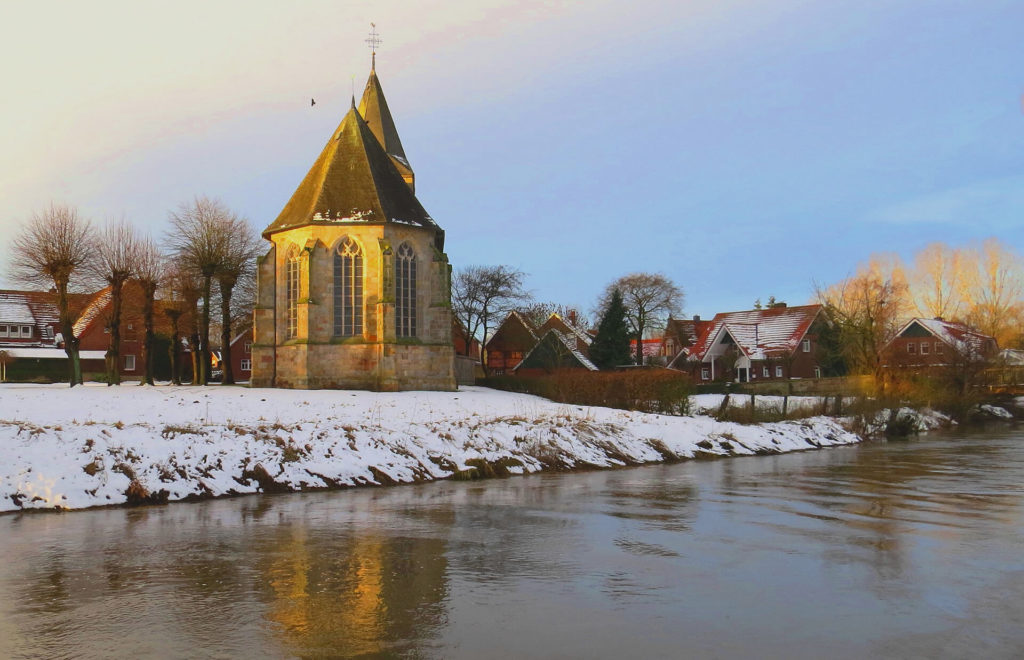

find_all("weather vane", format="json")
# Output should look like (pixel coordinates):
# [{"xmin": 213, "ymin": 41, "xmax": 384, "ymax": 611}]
[{"xmin": 366, "ymin": 23, "xmax": 382, "ymax": 68}]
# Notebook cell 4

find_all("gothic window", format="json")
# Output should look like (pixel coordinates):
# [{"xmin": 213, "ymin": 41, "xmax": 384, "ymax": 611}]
[
  {"xmin": 334, "ymin": 237, "xmax": 363, "ymax": 337},
  {"xmin": 395, "ymin": 243, "xmax": 417, "ymax": 338},
  {"xmin": 286, "ymin": 252, "xmax": 300, "ymax": 339}
]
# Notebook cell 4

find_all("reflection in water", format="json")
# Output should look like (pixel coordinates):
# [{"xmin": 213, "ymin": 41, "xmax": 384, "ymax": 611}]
[{"xmin": 0, "ymin": 429, "xmax": 1023, "ymax": 658}]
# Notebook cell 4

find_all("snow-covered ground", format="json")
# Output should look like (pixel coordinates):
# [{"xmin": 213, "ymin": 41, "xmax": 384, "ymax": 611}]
[{"xmin": 1, "ymin": 383, "xmax": 866, "ymax": 513}]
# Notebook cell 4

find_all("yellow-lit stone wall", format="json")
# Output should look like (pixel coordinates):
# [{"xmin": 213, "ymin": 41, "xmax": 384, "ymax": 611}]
[{"xmin": 251, "ymin": 222, "xmax": 455, "ymax": 391}]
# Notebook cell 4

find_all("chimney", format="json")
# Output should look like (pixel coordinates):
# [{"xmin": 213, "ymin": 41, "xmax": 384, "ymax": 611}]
[
  {"xmin": 692, "ymin": 315, "xmax": 700, "ymax": 322},
  {"xmin": 568, "ymin": 309, "xmax": 577, "ymax": 326}
]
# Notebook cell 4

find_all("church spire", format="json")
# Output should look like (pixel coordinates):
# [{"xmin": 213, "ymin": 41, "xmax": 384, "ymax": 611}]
[{"xmin": 359, "ymin": 23, "xmax": 415, "ymax": 192}]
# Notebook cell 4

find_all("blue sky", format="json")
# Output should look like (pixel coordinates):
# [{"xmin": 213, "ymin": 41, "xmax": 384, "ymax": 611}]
[{"xmin": 1, "ymin": 0, "xmax": 1021, "ymax": 320}]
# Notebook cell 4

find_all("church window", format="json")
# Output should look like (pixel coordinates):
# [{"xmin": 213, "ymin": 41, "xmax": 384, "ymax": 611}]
[
  {"xmin": 334, "ymin": 237, "xmax": 364, "ymax": 337},
  {"xmin": 286, "ymin": 254, "xmax": 300, "ymax": 339},
  {"xmin": 395, "ymin": 243, "xmax": 417, "ymax": 337}
]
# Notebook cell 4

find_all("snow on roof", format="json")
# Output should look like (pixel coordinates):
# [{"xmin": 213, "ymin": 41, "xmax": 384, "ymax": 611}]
[
  {"xmin": 540, "ymin": 313, "xmax": 592, "ymax": 347},
  {"xmin": 72, "ymin": 288, "xmax": 112, "ymax": 338},
  {"xmin": 999, "ymin": 348, "xmax": 1024, "ymax": 366},
  {"xmin": 0, "ymin": 347, "xmax": 106, "ymax": 360},
  {"xmin": 485, "ymin": 311, "xmax": 538, "ymax": 348},
  {"xmin": 514, "ymin": 329, "xmax": 598, "ymax": 372},
  {"xmin": 900, "ymin": 318, "xmax": 995, "ymax": 357},
  {"xmin": 686, "ymin": 305, "xmax": 822, "ymax": 362},
  {"xmin": 0, "ymin": 297, "xmax": 35, "ymax": 325}
]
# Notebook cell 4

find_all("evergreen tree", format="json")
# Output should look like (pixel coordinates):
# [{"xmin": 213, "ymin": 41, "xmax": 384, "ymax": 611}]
[{"xmin": 590, "ymin": 289, "xmax": 632, "ymax": 369}]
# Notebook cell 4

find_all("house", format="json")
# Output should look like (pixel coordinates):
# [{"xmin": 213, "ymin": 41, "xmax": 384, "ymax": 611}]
[
  {"xmin": 251, "ymin": 51, "xmax": 455, "ymax": 391},
  {"xmin": 670, "ymin": 304, "xmax": 825, "ymax": 383},
  {"xmin": 661, "ymin": 316, "xmax": 711, "ymax": 362},
  {"xmin": 228, "ymin": 327, "xmax": 254, "ymax": 381},
  {"xmin": 0, "ymin": 289, "xmax": 106, "ymax": 381},
  {"xmin": 484, "ymin": 311, "xmax": 538, "ymax": 375},
  {"xmin": 513, "ymin": 329, "xmax": 598, "ymax": 376},
  {"xmin": 485, "ymin": 311, "xmax": 593, "ymax": 375},
  {"xmin": 629, "ymin": 338, "xmax": 665, "ymax": 365},
  {"xmin": 883, "ymin": 318, "xmax": 997, "ymax": 369}
]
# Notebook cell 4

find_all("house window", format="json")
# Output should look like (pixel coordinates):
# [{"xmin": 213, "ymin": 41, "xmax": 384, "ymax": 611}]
[
  {"xmin": 701, "ymin": 367, "xmax": 710, "ymax": 380},
  {"xmin": 814, "ymin": 367, "xmax": 821, "ymax": 378},
  {"xmin": 124, "ymin": 355, "xmax": 136, "ymax": 371},
  {"xmin": 333, "ymin": 236, "xmax": 364, "ymax": 337},
  {"xmin": 0, "ymin": 325, "xmax": 7, "ymax": 338},
  {"xmin": 762, "ymin": 366, "xmax": 769, "ymax": 378},
  {"xmin": 908, "ymin": 342, "xmax": 916, "ymax": 354},
  {"xmin": 920, "ymin": 342, "xmax": 930, "ymax": 355},
  {"xmin": 775, "ymin": 365, "xmax": 783, "ymax": 378},
  {"xmin": 395, "ymin": 243, "xmax": 417, "ymax": 338},
  {"xmin": 21, "ymin": 325, "xmax": 32, "ymax": 338},
  {"xmin": 240, "ymin": 359, "xmax": 251, "ymax": 371},
  {"xmin": 244, "ymin": 342, "xmax": 252, "ymax": 353},
  {"xmin": 286, "ymin": 253, "xmax": 300, "ymax": 339},
  {"xmin": 934, "ymin": 342, "xmax": 943, "ymax": 354},
  {"xmin": 801, "ymin": 339, "xmax": 810, "ymax": 352}
]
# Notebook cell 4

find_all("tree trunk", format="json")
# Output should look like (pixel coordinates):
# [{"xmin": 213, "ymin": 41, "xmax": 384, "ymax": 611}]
[
  {"xmin": 199, "ymin": 273, "xmax": 212, "ymax": 385},
  {"xmin": 168, "ymin": 312, "xmax": 182, "ymax": 386},
  {"xmin": 106, "ymin": 279, "xmax": 125, "ymax": 386},
  {"xmin": 56, "ymin": 280, "xmax": 82, "ymax": 387},
  {"xmin": 220, "ymin": 278, "xmax": 235, "ymax": 385},
  {"xmin": 141, "ymin": 283, "xmax": 157, "ymax": 385}
]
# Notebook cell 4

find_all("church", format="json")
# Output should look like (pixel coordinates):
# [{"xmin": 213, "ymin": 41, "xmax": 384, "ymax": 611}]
[{"xmin": 251, "ymin": 52, "xmax": 456, "ymax": 391}]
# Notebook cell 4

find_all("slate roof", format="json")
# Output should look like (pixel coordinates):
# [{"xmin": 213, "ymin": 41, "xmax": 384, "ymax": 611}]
[
  {"xmin": 679, "ymin": 304, "xmax": 822, "ymax": 364},
  {"xmin": 358, "ymin": 63, "xmax": 413, "ymax": 183},
  {"xmin": 514, "ymin": 329, "xmax": 598, "ymax": 372},
  {"xmin": 262, "ymin": 103, "xmax": 442, "ymax": 246}
]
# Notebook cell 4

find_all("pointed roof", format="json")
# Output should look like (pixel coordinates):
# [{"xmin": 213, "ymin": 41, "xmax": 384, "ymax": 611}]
[
  {"xmin": 358, "ymin": 63, "xmax": 414, "ymax": 186},
  {"xmin": 678, "ymin": 304, "xmax": 822, "ymax": 365},
  {"xmin": 263, "ymin": 105, "xmax": 441, "ymax": 245}
]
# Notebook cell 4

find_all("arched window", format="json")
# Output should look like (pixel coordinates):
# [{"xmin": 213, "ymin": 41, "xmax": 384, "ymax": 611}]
[
  {"xmin": 286, "ymin": 250, "xmax": 300, "ymax": 339},
  {"xmin": 333, "ymin": 236, "xmax": 363, "ymax": 337},
  {"xmin": 395, "ymin": 243, "xmax": 416, "ymax": 337}
]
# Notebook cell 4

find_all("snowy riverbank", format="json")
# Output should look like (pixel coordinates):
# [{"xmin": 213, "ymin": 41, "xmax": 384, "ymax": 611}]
[{"xmin": 0, "ymin": 384, "xmax": 866, "ymax": 513}]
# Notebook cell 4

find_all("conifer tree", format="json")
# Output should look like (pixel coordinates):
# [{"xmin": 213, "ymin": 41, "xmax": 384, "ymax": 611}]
[{"xmin": 590, "ymin": 289, "xmax": 632, "ymax": 369}]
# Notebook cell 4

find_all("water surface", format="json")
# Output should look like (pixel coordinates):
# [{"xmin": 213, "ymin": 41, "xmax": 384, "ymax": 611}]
[{"xmin": 2, "ymin": 428, "xmax": 1022, "ymax": 658}]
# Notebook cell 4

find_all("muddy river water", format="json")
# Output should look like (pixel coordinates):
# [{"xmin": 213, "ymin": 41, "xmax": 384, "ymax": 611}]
[{"xmin": 1, "ymin": 428, "xmax": 1022, "ymax": 658}]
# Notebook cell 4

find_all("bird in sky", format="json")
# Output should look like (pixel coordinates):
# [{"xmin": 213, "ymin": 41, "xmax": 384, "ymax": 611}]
[{"xmin": 311, "ymin": 98, "xmax": 316, "ymax": 107}]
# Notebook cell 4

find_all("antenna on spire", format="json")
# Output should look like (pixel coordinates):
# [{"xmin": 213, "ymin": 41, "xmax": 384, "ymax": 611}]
[{"xmin": 366, "ymin": 22, "xmax": 382, "ymax": 70}]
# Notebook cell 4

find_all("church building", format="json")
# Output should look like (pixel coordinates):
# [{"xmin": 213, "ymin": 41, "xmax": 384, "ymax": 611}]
[{"xmin": 251, "ymin": 53, "xmax": 456, "ymax": 391}]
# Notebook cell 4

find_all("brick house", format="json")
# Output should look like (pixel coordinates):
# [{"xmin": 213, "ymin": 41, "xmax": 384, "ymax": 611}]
[
  {"xmin": 669, "ymin": 304, "xmax": 825, "ymax": 383},
  {"xmin": 513, "ymin": 329, "xmax": 598, "ymax": 376},
  {"xmin": 883, "ymin": 318, "xmax": 997, "ymax": 370},
  {"xmin": 485, "ymin": 311, "xmax": 593, "ymax": 375},
  {"xmin": 484, "ymin": 311, "xmax": 538, "ymax": 375}
]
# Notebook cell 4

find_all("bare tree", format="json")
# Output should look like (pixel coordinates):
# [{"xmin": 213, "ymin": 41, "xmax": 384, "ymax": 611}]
[
  {"xmin": 452, "ymin": 265, "xmax": 530, "ymax": 372},
  {"xmin": 163, "ymin": 265, "xmax": 201, "ymax": 385},
  {"xmin": 90, "ymin": 220, "xmax": 141, "ymax": 385},
  {"xmin": 136, "ymin": 237, "xmax": 166, "ymax": 386},
  {"xmin": 910, "ymin": 242, "xmax": 966, "ymax": 320},
  {"xmin": 517, "ymin": 301, "xmax": 589, "ymax": 332},
  {"xmin": 961, "ymin": 238, "xmax": 1024, "ymax": 347},
  {"xmin": 166, "ymin": 196, "xmax": 236, "ymax": 385},
  {"xmin": 597, "ymin": 273, "xmax": 684, "ymax": 365},
  {"xmin": 9, "ymin": 204, "xmax": 95, "ymax": 386},
  {"xmin": 815, "ymin": 262, "xmax": 909, "ymax": 393},
  {"xmin": 215, "ymin": 216, "xmax": 262, "ymax": 385}
]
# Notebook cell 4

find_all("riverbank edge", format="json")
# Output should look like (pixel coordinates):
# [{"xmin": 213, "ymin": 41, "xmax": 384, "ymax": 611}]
[{"xmin": 2, "ymin": 387, "xmax": 1016, "ymax": 516}]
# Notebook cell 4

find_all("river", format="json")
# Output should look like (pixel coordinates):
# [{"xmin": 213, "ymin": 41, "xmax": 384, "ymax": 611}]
[{"xmin": 1, "ymin": 428, "xmax": 1022, "ymax": 659}]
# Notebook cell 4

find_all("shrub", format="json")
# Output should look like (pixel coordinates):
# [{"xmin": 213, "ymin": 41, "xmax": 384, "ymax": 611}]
[{"xmin": 479, "ymin": 369, "xmax": 693, "ymax": 415}]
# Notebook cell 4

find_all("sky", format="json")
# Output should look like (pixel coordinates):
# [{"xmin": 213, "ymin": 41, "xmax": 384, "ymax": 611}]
[{"xmin": 1, "ymin": 0, "xmax": 1022, "ymax": 321}]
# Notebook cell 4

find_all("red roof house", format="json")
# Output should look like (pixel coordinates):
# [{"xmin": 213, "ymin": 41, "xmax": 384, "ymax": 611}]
[{"xmin": 670, "ymin": 304, "xmax": 825, "ymax": 383}]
